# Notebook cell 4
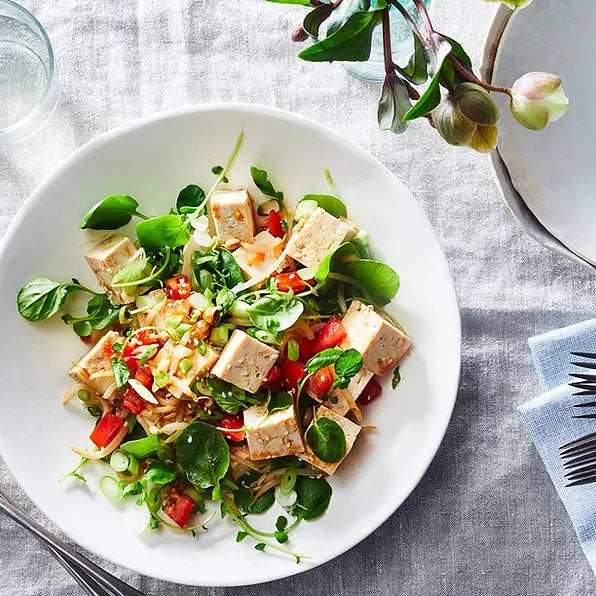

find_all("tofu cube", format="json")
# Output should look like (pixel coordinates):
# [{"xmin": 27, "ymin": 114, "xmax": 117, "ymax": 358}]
[
  {"xmin": 154, "ymin": 339, "xmax": 219, "ymax": 384},
  {"xmin": 308, "ymin": 367, "xmax": 373, "ymax": 418},
  {"xmin": 340, "ymin": 300, "xmax": 411, "ymax": 376},
  {"xmin": 298, "ymin": 406, "xmax": 361, "ymax": 475},
  {"xmin": 85, "ymin": 235, "xmax": 139, "ymax": 304},
  {"xmin": 232, "ymin": 231, "xmax": 290, "ymax": 287},
  {"xmin": 210, "ymin": 330, "xmax": 279, "ymax": 393},
  {"xmin": 211, "ymin": 190, "xmax": 256, "ymax": 243},
  {"xmin": 284, "ymin": 207, "xmax": 355, "ymax": 269},
  {"xmin": 244, "ymin": 403, "xmax": 304, "ymax": 460},
  {"xmin": 69, "ymin": 330, "xmax": 122, "ymax": 395}
]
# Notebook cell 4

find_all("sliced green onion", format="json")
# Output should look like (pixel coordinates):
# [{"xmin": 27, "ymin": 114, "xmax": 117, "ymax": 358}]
[
  {"xmin": 189, "ymin": 309, "xmax": 201, "ymax": 323},
  {"xmin": 77, "ymin": 389, "xmax": 91, "ymax": 402},
  {"xmin": 257, "ymin": 198, "xmax": 281, "ymax": 216},
  {"xmin": 193, "ymin": 379, "xmax": 210, "ymax": 396},
  {"xmin": 153, "ymin": 369, "xmax": 170, "ymax": 389},
  {"xmin": 85, "ymin": 404, "xmax": 102, "ymax": 418},
  {"xmin": 230, "ymin": 300, "xmax": 251, "ymax": 320},
  {"xmin": 274, "ymin": 486, "xmax": 297, "ymax": 508},
  {"xmin": 287, "ymin": 339, "xmax": 299, "ymax": 362},
  {"xmin": 119, "ymin": 306, "xmax": 133, "ymax": 325},
  {"xmin": 165, "ymin": 315, "xmax": 184, "ymax": 328},
  {"xmin": 179, "ymin": 358, "xmax": 193, "ymax": 375},
  {"xmin": 247, "ymin": 328, "xmax": 281, "ymax": 345},
  {"xmin": 99, "ymin": 476, "xmax": 124, "ymax": 503},
  {"xmin": 294, "ymin": 199, "xmax": 318, "ymax": 221},
  {"xmin": 127, "ymin": 454, "xmax": 139, "ymax": 475},
  {"xmin": 134, "ymin": 294, "xmax": 158, "ymax": 311},
  {"xmin": 138, "ymin": 344, "xmax": 159, "ymax": 366},
  {"xmin": 121, "ymin": 434, "xmax": 160, "ymax": 459},
  {"xmin": 280, "ymin": 468, "xmax": 297, "ymax": 493},
  {"xmin": 110, "ymin": 450, "xmax": 130, "ymax": 473},
  {"xmin": 176, "ymin": 323, "xmax": 192, "ymax": 337},
  {"xmin": 188, "ymin": 292, "xmax": 212, "ymax": 311},
  {"xmin": 210, "ymin": 326, "xmax": 229, "ymax": 347},
  {"xmin": 197, "ymin": 340, "xmax": 208, "ymax": 356}
]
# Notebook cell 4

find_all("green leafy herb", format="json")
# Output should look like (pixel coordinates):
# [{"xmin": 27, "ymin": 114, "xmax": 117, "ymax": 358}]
[
  {"xmin": 276, "ymin": 515, "xmax": 288, "ymax": 531},
  {"xmin": 267, "ymin": 390, "xmax": 293, "ymax": 415},
  {"xmin": 58, "ymin": 457, "xmax": 88, "ymax": 483},
  {"xmin": 80, "ymin": 195, "xmax": 147, "ymax": 230},
  {"xmin": 176, "ymin": 422, "xmax": 230, "ymax": 489},
  {"xmin": 143, "ymin": 461, "xmax": 176, "ymax": 485},
  {"xmin": 332, "ymin": 348, "xmax": 363, "ymax": 389},
  {"xmin": 17, "ymin": 278, "xmax": 96, "ymax": 322},
  {"xmin": 305, "ymin": 416, "xmax": 346, "ymax": 463},
  {"xmin": 314, "ymin": 242, "xmax": 360, "ymax": 285},
  {"xmin": 136, "ymin": 215, "xmax": 190, "ymax": 249},
  {"xmin": 294, "ymin": 476, "xmax": 332, "ymax": 520},
  {"xmin": 211, "ymin": 166, "xmax": 229, "ymax": 183},
  {"xmin": 255, "ymin": 543, "xmax": 266, "ymax": 551},
  {"xmin": 342, "ymin": 259, "xmax": 400, "ymax": 305},
  {"xmin": 250, "ymin": 166, "xmax": 284, "ymax": 203},
  {"xmin": 298, "ymin": 194, "xmax": 347, "ymax": 218},
  {"xmin": 176, "ymin": 184, "xmax": 206, "ymax": 214},
  {"xmin": 235, "ymin": 487, "xmax": 275, "ymax": 515},
  {"xmin": 391, "ymin": 366, "xmax": 401, "ymax": 389},
  {"xmin": 62, "ymin": 293, "xmax": 119, "ymax": 335},
  {"xmin": 305, "ymin": 348, "xmax": 343, "ymax": 374},
  {"xmin": 120, "ymin": 435, "xmax": 160, "ymax": 459},
  {"xmin": 247, "ymin": 294, "xmax": 304, "ymax": 333},
  {"xmin": 111, "ymin": 357, "xmax": 130, "ymax": 388},
  {"xmin": 236, "ymin": 531, "xmax": 248, "ymax": 542},
  {"xmin": 111, "ymin": 256, "xmax": 150, "ymax": 286},
  {"xmin": 193, "ymin": 246, "xmax": 244, "ymax": 291},
  {"xmin": 206, "ymin": 378, "xmax": 263, "ymax": 414}
]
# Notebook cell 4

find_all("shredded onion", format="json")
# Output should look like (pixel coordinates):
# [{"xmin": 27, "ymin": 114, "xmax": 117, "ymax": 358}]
[
  {"xmin": 71, "ymin": 423, "xmax": 128, "ymax": 460},
  {"xmin": 145, "ymin": 298, "xmax": 167, "ymax": 325}
]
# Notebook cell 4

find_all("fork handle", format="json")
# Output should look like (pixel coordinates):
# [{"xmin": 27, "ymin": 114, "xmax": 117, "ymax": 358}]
[
  {"xmin": 46, "ymin": 547, "xmax": 111, "ymax": 596},
  {"xmin": 0, "ymin": 496, "xmax": 145, "ymax": 596}
]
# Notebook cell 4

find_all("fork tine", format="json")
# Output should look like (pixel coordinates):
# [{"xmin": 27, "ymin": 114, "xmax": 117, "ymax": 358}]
[
  {"xmin": 573, "ymin": 390, "xmax": 596, "ymax": 396},
  {"xmin": 563, "ymin": 451, "xmax": 596, "ymax": 469},
  {"xmin": 571, "ymin": 361, "xmax": 596, "ymax": 370},
  {"xmin": 571, "ymin": 352, "xmax": 596, "ymax": 359},
  {"xmin": 569, "ymin": 381, "xmax": 596, "ymax": 390},
  {"xmin": 566, "ymin": 474, "xmax": 596, "ymax": 487},
  {"xmin": 566, "ymin": 464, "xmax": 596, "ymax": 482},
  {"xmin": 573, "ymin": 401, "xmax": 596, "ymax": 408},
  {"xmin": 573, "ymin": 414, "xmax": 596, "ymax": 420},
  {"xmin": 570, "ymin": 373, "xmax": 596, "ymax": 382},
  {"xmin": 560, "ymin": 431, "xmax": 596, "ymax": 453}
]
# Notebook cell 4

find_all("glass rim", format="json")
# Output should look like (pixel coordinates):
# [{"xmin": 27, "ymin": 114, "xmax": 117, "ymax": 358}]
[{"xmin": 0, "ymin": 0, "xmax": 58, "ymax": 144}]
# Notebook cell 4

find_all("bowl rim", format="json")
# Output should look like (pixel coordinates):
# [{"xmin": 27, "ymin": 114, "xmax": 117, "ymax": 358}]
[{"xmin": 0, "ymin": 102, "xmax": 462, "ymax": 586}]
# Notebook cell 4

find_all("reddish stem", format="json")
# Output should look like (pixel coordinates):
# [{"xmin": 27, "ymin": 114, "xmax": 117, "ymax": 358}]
[{"xmin": 448, "ymin": 55, "xmax": 512, "ymax": 95}]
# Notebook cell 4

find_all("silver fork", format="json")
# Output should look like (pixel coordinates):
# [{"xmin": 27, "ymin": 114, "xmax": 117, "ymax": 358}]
[{"xmin": 0, "ymin": 487, "xmax": 145, "ymax": 596}]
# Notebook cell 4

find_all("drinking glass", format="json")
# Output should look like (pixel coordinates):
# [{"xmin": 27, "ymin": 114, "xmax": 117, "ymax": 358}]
[{"xmin": 0, "ymin": 0, "xmax": 58, "ymax": 144}]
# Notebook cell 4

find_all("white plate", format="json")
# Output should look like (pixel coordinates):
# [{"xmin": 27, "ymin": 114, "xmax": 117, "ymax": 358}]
[
  {"xmin": 491, "ymin": 0, "xmax": 596, "ymax": 267},
  {"xmin": 0, "ymin": 104, "xmax": 460, "ymax": 586}
]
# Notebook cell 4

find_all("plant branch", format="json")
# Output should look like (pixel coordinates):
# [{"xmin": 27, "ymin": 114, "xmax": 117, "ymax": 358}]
[
  {"xmin": 412, "ymin": 0, "xmax": 434, "ymax": 36},
  {"xmin": 448, "ymin": 55, "xmax": 511, "ymax": 95},
  {"xmin": 381, "ymin": 8, "xmax": 393, "ymax": 76},
  {"xmin": 388, "ymin": 0, "xmax": 425, "ymax": 44}
]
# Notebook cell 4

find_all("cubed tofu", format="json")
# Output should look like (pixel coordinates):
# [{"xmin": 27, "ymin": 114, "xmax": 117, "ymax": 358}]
[
  {"xmin": 232, "ymin": 231, "xmax": 290, "ymax": 287},
  {"xmin": 308, "ymin": 367, "xmax": 373, "ymax": 418},
  {"xmin": 244, "ymin": 403, "xmax": 304, "ymax": 460},
  {"xmin": 298, "ymin": 406, "xmax": 361, "ymax": 475},
  {"xmin": 210, "ymin": 330, "xmax": 279, "ymax": 393},
  {"xmin": 211, "ymin": 190, "xmax": 256, "ymax": 243},
  {"xmin": 85, "ymin": 235, "xmax": 139, "ymax": 304},
  {"xmin": 340, "ymin": 300, "xmax": 411, "ymax": 376},
  {"xmin": 284, "ymin": 207, "xmax": 356, "ymax": 269},
  {"xmin": 154, "ymin": 339, "xmax": 219, "ymax": 383},
  {"xmin": 69, "ymin": 330, "xmax": 122, "ymax": 395}
]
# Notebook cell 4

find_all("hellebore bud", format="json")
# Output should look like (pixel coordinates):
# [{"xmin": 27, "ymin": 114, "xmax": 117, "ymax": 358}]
[
  {"xmin": 484, "ymin": 0, "xmax": 534, "ymax": 8},
  {"xmin": 509, "ymin": 72, "xmax": 569, "ymax": 131},
  {"xmin": 433, "ymin": 83, "xmax": 499, "ymax": 153},
  {"xmin": 291, "ymin": 24, "xmax": 308, "ymax": 43}
]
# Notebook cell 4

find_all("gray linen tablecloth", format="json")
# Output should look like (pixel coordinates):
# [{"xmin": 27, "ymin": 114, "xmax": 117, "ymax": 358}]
[{"xmin": 2, "ymin": 1, "xmax": 596, "ymax": 594}]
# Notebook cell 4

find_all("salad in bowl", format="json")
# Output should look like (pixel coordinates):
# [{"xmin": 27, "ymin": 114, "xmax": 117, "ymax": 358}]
[{"xmin": 16, "ymin": 131, "xmax": 411, "ymax": 560}]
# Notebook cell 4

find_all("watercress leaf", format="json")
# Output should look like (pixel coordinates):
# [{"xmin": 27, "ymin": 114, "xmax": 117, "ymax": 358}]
[
  {"xmin": 378, "ymin": 71, "xmax": 410, "ymax": 134},
  {"xmin": 73, "ymin": 320, "xmax": 92, "ymax": 337},
  {"xmin": 176, "ymin": 422, "xmax": 230, "ymax": 489},
  {"xmin": 217, "ymin": 248, "xmax": 244, "ymax": 289},
  {"xmin": 305, "ymin": 348, "xmax": 343, "ymax": 373},
  {"xmin": 295, "ymin": 476, "xmax": 332, "ymax": 520},
  {"xmin": 343, "ymin": 259, "xmax": 400, "ymax": 305},
  {"xmin": 334, "ymin": 348, "xmax": 363, "ymax": 379},
  {"xmin": 87, "ymin": 294, "xmax": 119, "ymax": 329},
  {"xmin": 305, "ymin": 416, "xmax": 346, "ymax": 463},
  {"xmin": 206, "ymin": 378, "xmax": 262, "ymax": 414},
  {"xmin": 391, "ymin": 365, "xmax": 401, "ymax": 389},
  {"xmin": 111, "ymin": 256, "xmax": 150, "ymax": 286},
  {"xmin": 80, "ymin": 195, "xmax": 142, "ymax": 230},
  {"xmin": 298, "ymin": 9, "xmax": 383, "ymax": 63},
  {"xmin": 235, "ymin": 487, "xmax": 275, "ymax": 514},
  {"xmin": 276, "ymin": 515, "xmax": 288, "ymax": 531},
  {"xmin": 136, "ymin": 215, "xmax": 190, "ymax": 249},
  {"xmin": 176, "ymin": 184, "xmax": 205, "ymax": 214},
  {"xmin": 17, "ymin": 278, "xmax": 79, "ymax": 322},
  {"xmin": 247, "ymin": 295, "xmax": 304, "ymax": 333},
  {"xmin": 299, "ymin": 194, "xmax": 347, "ymax": 218},
  {"xmin": 250, "ymin": 166, "xmax": 283, "ymax": 201},
  {"xmin": 303, "ymin": 4, "xmax": 333, "ymax": 38},
  {"xmin": 255, "ymin": 543, "xmax": 266, "ymax": 551},
  {"xmin": 267, "ymin": 390, "xmax": 293, "ymax": 415},
  {"xmin": 236, "ymin": 531, "xmax": 248, "ymax": 542},
  {"xmin": 143, "ymin": 461, "xmax": 176, "ymax": 485},
  {"xmin": 111, "ymin": 357, "xmax": 130, "ymax": 388},
  {"xmin": 314, "ymin": 242, "xmax": 360, "ymax": 284},
  {"xmin": 402, "ymin": 33, "xmax": 428, "ymax": 85}
]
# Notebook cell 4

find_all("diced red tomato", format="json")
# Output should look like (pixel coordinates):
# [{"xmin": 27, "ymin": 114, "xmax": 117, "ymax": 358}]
[
  {"xmin": 281, "ymin": 359, "xmax": 307, "ymax": 393},
  {"xmin": 165, "ymin": 275, "xmax": 192, "ymax": 300},
  {"xmin": 311, "ymin": 316, "xmax": 347, "ymax": 354},
  {"xmin": 122, "ymin": 386, "xmax": 147, "ymax": 415},
  {"xmin": 265, "ymin": 210, "xmax": 284, "ymax": 238},
  {"xmin": 272, "ymin": 272, "xmax": 311, "ymax": 293},
  {"xmin": 308, "ymin": 365, "xmax": 334, "ymax": 398},
  {"xmin": 122, "ymin": 331, "xmax": 163, "ymax": 373},
  {"xmin": 356, "ymin": 378, "xmax": 382, "ymax": 406},
  {"xmin": 89, "ymin": 412, "xmax": 125, "ymax": 448},
  {"xmin": 164, "ymin": 493, "xmax": 195, "ymax": 528},
  {"xmin": 261, "ymin": 364, "xmax": 283, "ymax": 390},
  {"xmin": 219, "ymin": 414, "xmax": 245, "ymax": 442},
  {"xmin": 134, "ymin": 365, "xmax": 153, "ymax": 390},
  {"xmin": 296, "ymin": 338, "xmax": 315, "ymax": 362}
]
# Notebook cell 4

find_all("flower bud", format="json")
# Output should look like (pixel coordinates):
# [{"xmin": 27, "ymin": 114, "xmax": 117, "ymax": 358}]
[
  {"xmin": 509, "ymin": 72, "xmax": 569, "ymax": 131},
  {"xmin": 432, "ymin": 83, "xmax": 500, "ymax": 152},
  {"xmin": 291, "ymin": 24, "xmax": 308, "ymax": 43},
  {"xmin": 485, "ymin": 0, "xmax": 533, "ymax": 8}
]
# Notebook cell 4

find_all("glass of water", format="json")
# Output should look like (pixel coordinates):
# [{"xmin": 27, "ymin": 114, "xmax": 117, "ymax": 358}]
[
  {"xmin": 0, "ymin": 0, "xmax": 57, "ymax": 144},
  {"xmin": 345, "ymin": 0, "xmax": 432, "ymax": 83}
]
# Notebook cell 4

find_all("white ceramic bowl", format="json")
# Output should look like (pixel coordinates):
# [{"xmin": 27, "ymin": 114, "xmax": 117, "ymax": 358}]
[{"xmin": 0, "ymin": 104, "xmax": 460, "ymax": 586}]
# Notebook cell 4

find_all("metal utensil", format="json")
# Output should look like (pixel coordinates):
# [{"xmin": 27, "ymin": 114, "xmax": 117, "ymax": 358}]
[{"xmin": 0, "ymin": 487, "xmax": 145, "ymax": 596}]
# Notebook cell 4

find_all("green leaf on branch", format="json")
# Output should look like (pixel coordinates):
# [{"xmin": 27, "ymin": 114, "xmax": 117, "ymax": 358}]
[
  {"xmin": 305, "ymin": 416, "xmax": 346, "ymax": 463},
  {"xmin": 80, "ymin": 195, "xmax": 145, "ymax": 230},
  {"xmin": 303, "ymin": 4, "xmax": 334, "ymax": 38},
  {"xmin": 299, "ymin": 9, "xmax": 384, "ymax": 63},
  {"xmin": 402, "ymin": 34, "xmax": 428, "ymax": 85},
  {"xmin": 135, "ymin": 215, "xmax": 190, "ymax": 249},
  {"xmin": 343, "ymin": 259, "xmax": 400, "ymax": 305},
  {"xmin": 378, "ymin": 72, "xmax": 410, "ymax": 134}
]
